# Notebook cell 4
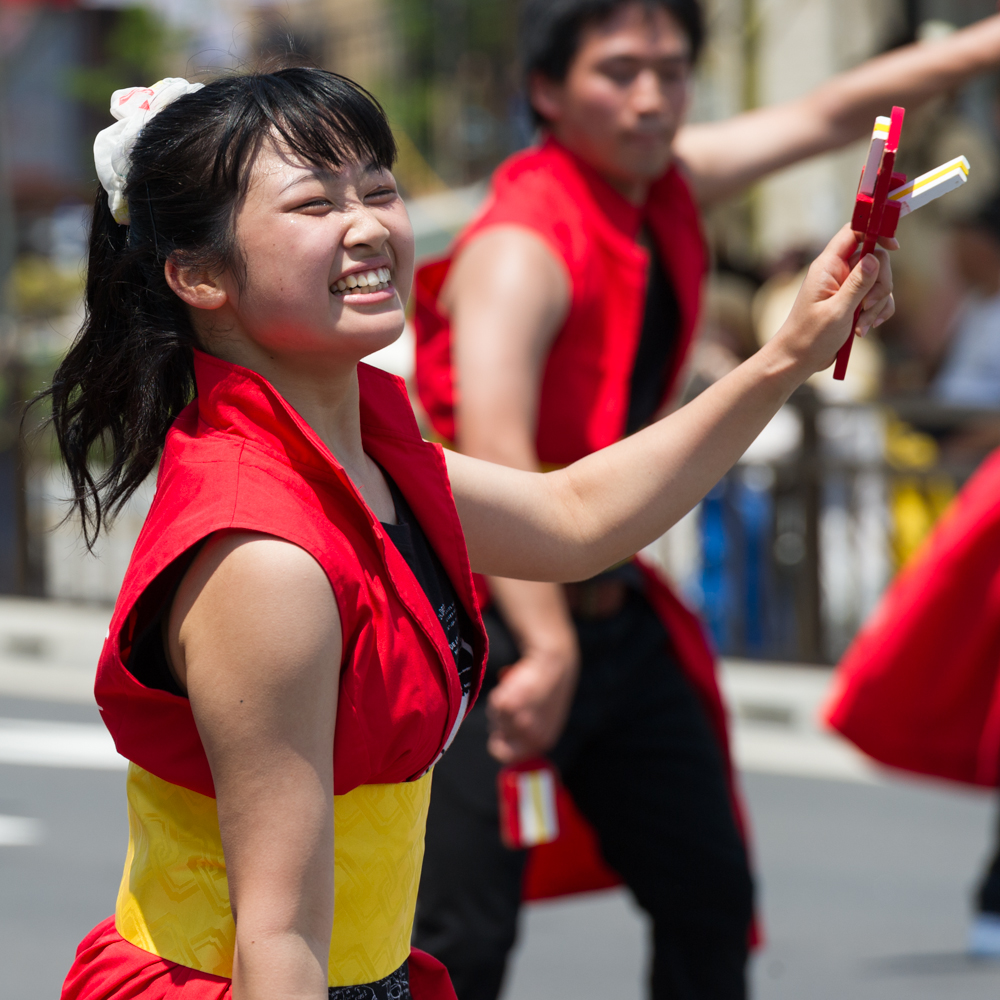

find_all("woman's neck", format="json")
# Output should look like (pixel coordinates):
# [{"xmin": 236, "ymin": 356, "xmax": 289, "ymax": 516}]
[{"xmin": 202, "ymin": 334, "xmax": 396, "ymax": 510}]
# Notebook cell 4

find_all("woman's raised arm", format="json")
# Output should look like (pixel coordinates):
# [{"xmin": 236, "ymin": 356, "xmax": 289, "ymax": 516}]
[
  {"xmin": 167, "ymin": 532, "xmax": 342, "ymax": 1000},
  {"xmin": 447, "ymin": 226, "xmax": 892, "ymax": 582}
]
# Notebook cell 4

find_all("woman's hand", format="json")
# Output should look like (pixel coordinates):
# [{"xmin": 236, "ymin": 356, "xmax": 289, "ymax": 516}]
[{"xmin": 766, "ymin": 224, "xmax": 893, "ymax": 380}]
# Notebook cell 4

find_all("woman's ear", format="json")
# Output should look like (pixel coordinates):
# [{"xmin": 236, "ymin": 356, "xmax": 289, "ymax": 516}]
[{"xmin": 164, "ymin": 257, "xmax": 229, "ymax": 311}]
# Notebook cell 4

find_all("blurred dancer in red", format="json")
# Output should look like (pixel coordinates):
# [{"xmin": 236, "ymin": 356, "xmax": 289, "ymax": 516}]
[
  {"xmin": 413, "ymin": 2, "xmax": 1000, "ymax": 997},
  {"xmin": 826, "ymin": 448, "xmax": 1000, "ymax": 953}
]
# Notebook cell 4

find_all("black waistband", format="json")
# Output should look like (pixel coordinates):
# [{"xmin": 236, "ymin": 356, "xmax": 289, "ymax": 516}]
[{"xmin": 328, "ymin": 961, "xmax": 410, "ymax": 1000}]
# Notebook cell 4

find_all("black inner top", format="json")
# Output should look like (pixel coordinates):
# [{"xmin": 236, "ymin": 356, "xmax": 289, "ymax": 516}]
[
  {"xmin": 128, "ymin": 550, "xmax": 196, "ymax": 698},
  {"xmin": 626, "ymin": 239, "xmax": 681, "ymax": 436},
  {"xmin": 129, "ymin": 477, "xmax": 477, "ymax": 701},
  {"xmin": 381, "ymin": 473, "xmax": 476, "ymax": 697}
]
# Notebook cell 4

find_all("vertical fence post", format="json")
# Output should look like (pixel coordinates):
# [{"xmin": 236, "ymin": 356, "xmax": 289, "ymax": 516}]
[{"xmin": 795, "ymin": 388, "xmax": 824, "ymax": 662}]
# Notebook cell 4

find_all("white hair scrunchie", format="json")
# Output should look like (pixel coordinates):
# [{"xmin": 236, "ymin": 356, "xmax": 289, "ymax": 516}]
[{"xmin": 93, "ymin": 77, "xmax": 205, "ymax": 225}]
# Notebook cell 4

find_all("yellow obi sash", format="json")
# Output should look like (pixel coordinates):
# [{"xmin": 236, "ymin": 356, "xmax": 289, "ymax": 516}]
[{"xmin": 115, "ymin": 763, "xmax": 432, "ymax": 985}]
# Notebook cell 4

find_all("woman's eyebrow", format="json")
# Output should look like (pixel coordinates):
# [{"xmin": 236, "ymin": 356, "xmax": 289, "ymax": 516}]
[{"xmin": 279, "ymin": 168, "xmax": 336, "ymax": 193}]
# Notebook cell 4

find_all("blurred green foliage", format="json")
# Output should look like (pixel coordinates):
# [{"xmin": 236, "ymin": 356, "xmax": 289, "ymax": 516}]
[
  {"xmin": 384, "ymin": 0, "xmax": 518, "ymax": 178},
  {"xmin": 67, "ymin": 7, "xmax": 176, "ymax": 111},
  {"xmin": 10, "ymin": 257, "xmax": 83, "ymax": 319}
]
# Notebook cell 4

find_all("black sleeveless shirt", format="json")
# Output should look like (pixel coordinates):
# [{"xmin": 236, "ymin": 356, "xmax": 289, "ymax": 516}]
[{"xmin": 626, "ymin": 241, "xmax": 681, "ymax": 435}]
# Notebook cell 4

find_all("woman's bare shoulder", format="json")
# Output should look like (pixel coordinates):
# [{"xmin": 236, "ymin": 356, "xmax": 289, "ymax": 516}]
[{"xmin": 168, "ymin": 531, "xmax": 341, "ymax": 694}]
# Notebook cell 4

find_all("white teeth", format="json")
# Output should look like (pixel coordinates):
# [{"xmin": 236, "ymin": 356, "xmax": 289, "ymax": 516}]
[{"xmin": 333, "ymin": 268, "xmax": 392, "ymax": 294}]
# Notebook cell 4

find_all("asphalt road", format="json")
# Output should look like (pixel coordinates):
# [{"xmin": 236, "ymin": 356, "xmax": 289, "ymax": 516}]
[
  {"xmin": 505, "ymin": 772, "xmax": 1000, "ymax": 1000},
  {"xmin": 3, "ymin": 688, "xmax": 1000, "ymax": 1000},
  {"xmin": 0, "ymin": 697, "xmax": 125, "ymax": 1000}
]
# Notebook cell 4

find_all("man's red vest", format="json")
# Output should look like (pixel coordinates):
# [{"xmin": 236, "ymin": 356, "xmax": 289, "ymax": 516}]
[
  {"xmin": 97, "ymin": 350, "xmax": 487, "ymax": 796},
  {"xmin": 415, "ymin": 136, "xmax": 706, "ymax": 463},
  {"xmin": 827, "ymin": 446, "xmax": 1000, "ymax": 786},
  {"xmin": 413, "ymin": 137, "xmax": 751, "ymax": 904}
]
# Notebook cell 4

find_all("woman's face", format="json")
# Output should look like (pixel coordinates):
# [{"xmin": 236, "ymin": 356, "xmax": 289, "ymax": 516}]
[{"xmin": 218, "ymin": 141, "xmax": 414, "ymax": 366}]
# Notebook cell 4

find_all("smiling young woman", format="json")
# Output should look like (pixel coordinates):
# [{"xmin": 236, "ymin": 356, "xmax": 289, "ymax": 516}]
[{"xmin": 52, "ymin": 68, "xmax": 891, "ymax": 1000}]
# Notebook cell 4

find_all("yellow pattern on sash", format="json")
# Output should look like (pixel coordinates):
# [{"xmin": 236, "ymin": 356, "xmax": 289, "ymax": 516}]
[{"xmin": 115, "ymin": 763, "xmax": 432, "ymax": 985}]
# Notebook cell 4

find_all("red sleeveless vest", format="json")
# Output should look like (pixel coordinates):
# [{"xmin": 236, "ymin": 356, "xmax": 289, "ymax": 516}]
[
  {"xmin": 96, "ymin": 349, "xmax": 487, "ymax": 797},
  {"xmin": 62, "ymin": 351, "xmax": 486, "ymax": 999},
  {"xmin": 414, "ymin": 136, "xmax": 707, "ymax": 462}
]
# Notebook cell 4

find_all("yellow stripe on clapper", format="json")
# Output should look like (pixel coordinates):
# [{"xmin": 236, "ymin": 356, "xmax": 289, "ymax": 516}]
[{"xmin": 115, "ymin": 763, "xmax": 432, "ymax": 986}]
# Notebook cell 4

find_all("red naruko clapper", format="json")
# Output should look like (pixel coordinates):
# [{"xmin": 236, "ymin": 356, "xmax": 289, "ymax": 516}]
[{"xmin": 833, "ymin": 105, "xmax": 907, "ymax": 380}]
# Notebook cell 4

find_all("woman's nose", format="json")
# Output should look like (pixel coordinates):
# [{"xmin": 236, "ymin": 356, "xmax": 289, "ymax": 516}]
[{"xmin": 343, "ymin": 204, "xmax": 391, "ymax": 249}]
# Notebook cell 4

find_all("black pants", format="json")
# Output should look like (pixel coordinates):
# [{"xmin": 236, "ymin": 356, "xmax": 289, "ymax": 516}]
[{"xmin": 414, "ymin": 591, "xmax": 753, "ymax": 1000}]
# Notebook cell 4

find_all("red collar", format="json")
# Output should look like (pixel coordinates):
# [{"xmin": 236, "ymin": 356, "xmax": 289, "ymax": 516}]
[{"xmin": 538, "ymin": 135, "xmax": 679, "ymax": 238}]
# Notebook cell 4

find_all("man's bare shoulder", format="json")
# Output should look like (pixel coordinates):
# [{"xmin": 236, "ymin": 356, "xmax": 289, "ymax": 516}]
[{"xmin": 444, "ymin": 226, "xmax": 569, "ymax": 314}]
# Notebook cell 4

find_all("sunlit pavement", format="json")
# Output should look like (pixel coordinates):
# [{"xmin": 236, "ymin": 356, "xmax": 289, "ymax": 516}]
[{"xmin": 1, "ymin": 600, "xmax": 999, "ymax": 999}]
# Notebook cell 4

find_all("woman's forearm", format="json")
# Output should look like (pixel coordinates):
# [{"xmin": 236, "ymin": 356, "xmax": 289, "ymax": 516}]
[
  {"xmin": 546, "ymin": 339, "xmax": 801, "ymax": 579},
  {"xmin": 451, "ymin": 335, "xmax": 803, "ymax": 582},
  {"xmin": 451, "ymin": 229, "xmax": 888, "ymax": 582},
  {"xmin": 676, "ymin": 14, "xmax": 1000, "ymax": 204},
  {"xmin": 233, "ymin": 929, "xmax": 329, "ymax": 1000}
]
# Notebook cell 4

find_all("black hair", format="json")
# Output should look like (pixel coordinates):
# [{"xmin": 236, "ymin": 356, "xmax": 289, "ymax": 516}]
[
  {"xmin": 519, "ymin": 0, "xmax": 704, "ymax": 125},
  {"xmin": 38, "ymin": 68, "xmax": 396, "ymax": 547}
]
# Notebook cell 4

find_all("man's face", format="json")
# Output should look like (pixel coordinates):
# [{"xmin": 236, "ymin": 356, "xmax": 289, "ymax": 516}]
[{"xmin": 530, "ymin": 2, "xmax": 692, "ymax": 195}]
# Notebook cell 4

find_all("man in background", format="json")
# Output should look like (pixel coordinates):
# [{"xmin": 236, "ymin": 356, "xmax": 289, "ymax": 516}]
[
  {"xmin": 935, "ymin": 196, "xmax": 1000, "ymax": 407},
  {"xmin": 413, "ymin": 3, "xmax": 1000, "ymax": 997}
]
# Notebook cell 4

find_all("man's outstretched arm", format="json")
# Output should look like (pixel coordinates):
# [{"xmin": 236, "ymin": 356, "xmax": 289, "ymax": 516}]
[{"xmin": 674, "ymin": 13, "xmax": 1000, "ymax": 204}]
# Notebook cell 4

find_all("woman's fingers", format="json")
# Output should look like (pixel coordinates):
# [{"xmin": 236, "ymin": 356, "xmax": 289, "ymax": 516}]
[
  {"xmin": 860, "ymin": 247, "xmax": 892, "ymax": 304},
  {"xmin": 832, "ymin": 252, "xmax": 881, "ymax": 318},
  {"xmin": 856, "ymin": 293, "xmax": 895, "ymax": 335},
  {"xmin": 875, "ymin": 295, "xmax": 895, "ymax": 326},
  {"xmin": 854, "ymin": 246, "xmax": 893, "ymax": 333}
]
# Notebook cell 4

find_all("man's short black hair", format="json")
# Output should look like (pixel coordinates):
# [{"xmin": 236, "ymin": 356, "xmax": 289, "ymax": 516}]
[{"xmin": 519, "ymin": 0, "xmax": 704, "ymax": 119}]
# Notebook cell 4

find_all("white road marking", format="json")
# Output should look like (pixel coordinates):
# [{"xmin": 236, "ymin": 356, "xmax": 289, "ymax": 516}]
[
  {"xmin": 0, "ymin": 718, "xmax": 126, "ymax": 770},
  {"xmin": 732, "ymin": 726, "xmax": 879, "ymax": 784},
  {"xmin": 0, "ymin": 814, "xmax": 43, "ymax": 846},
  {"xmin": 721, "ymin": 660, "xmax": 881, "ymax": 785}
]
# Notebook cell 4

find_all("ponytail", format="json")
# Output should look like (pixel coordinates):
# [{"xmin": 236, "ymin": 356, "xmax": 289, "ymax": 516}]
[
  {"xmin": 43, "ymin": 191, "xmax": 196, "ymax": 547},
  {"xmin": 34, "ymin": 68, "xmax": 396, "ymax": 547}
]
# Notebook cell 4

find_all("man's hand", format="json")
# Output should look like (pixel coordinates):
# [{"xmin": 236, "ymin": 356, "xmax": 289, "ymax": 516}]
[{"xmin": 486, "ymin": 623, "xmax": 579, "ymax": 765}]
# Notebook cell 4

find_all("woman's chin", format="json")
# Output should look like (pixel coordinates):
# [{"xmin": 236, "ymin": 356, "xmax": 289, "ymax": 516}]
[{"xmin": 336, "ymin": 324, "xmax": 405, "ymax": 362}]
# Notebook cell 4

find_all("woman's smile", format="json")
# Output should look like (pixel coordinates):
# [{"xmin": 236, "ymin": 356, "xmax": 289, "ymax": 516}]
[{"xmin": 331, "ymin": 264, "xmax": 394, "ymax": 300}]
